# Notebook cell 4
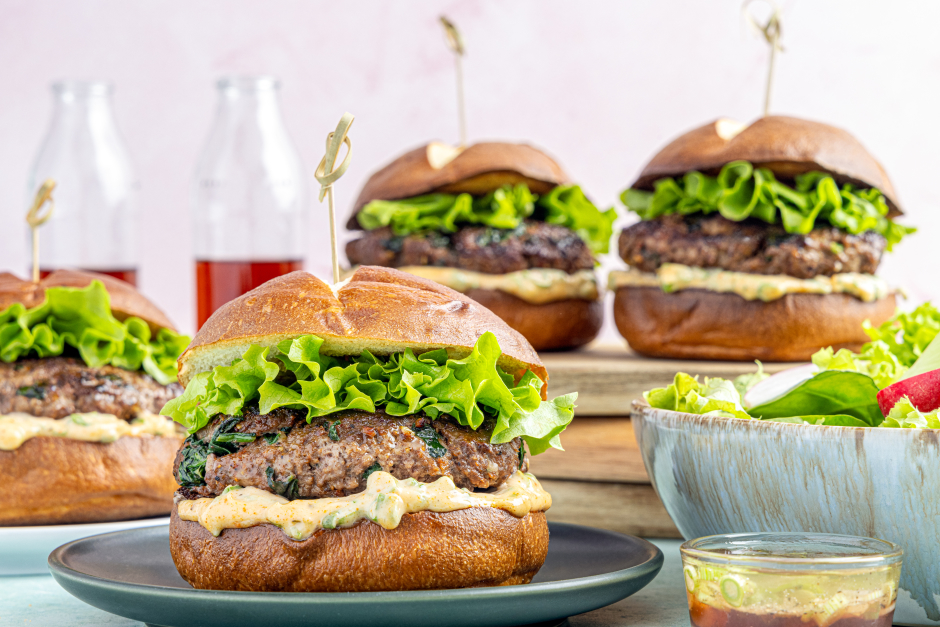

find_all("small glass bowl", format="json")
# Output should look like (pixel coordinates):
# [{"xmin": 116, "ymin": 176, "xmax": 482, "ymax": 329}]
[{"xmin": 680, "ymin": 532, "xmax": 902, "ymax": 627}]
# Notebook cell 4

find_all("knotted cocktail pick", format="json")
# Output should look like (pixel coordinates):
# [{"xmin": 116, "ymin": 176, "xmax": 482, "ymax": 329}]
[
  {"xmin": 315, "ymin": 112, "xmax": 354, "ymax": 284},
  {"xmin": 440, "ymin": 16, "xmax": 467, "ymax": 148},
  {"xmin": 743, "ymin": 0, "xmax": 784, "ymax": 117},
  {"xmin": 26, "ymin": 179, "xmax": 56, "ymax": 283}
]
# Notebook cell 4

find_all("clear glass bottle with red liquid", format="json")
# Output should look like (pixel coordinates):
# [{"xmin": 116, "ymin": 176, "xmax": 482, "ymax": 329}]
[
  {"xmin": 27, "ymin": 80, "xmax": 139, "ymax": 285},
  {"xmin": 192, "ymin": 76, "xmax": 307, "ymax": 328}
]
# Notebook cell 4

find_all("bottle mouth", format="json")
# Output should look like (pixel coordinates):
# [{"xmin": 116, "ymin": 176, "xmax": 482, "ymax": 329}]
[
  {"xmin": 52, "ymin": 80, "xmax": 114, "ymax": 98},
  {"xmin": 216, "ymin": 76, "xmax": 280, "ymax": 93}
]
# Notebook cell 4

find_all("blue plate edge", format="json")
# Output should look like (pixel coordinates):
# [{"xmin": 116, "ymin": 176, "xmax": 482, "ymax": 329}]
[{"xmin": 47, "ymin": 522, "xmax": 664, "ymax": 625}]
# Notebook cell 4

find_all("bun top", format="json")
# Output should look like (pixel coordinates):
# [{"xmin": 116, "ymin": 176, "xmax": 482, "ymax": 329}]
[
  {"xmin": 347, "ymin": 142, "xmax": 570, "ymax": 229},
  {"xmin": 632, "ymin": 116, "xmax": 902, "ymax": 216},
  {"xmin": 0, "ymin": 270, "xmax": 177, "ymax": 333},
  {"xmin": 179, "ymin": 266, "xmax": 547, "ymax": 394}
]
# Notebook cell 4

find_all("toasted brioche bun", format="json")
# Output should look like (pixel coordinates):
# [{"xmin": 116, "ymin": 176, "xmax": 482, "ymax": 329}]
[
  {"xmin": 180, "ymin": 266, "xmax": 547, "ymax": 393},
  {"xmin": 347, "ymin": 142, "xmax": 569, "ymax": 227},
  {"xmin": 0, "ymin": 270, "xmax": 176, "ymax": 333},
  {"xmin": 169, "ymin": 505, "xmax": 548, "ymax": 591},
  {"xmin": 632, "ymin": 116, "xmax": 902, "ymax": 216},
  {"xmin": 613, "ymin": 286, "xmax": 896, "ymax": 361},
  {"xmin": 464, "ymin": 289, "xmax": 602, "ymax": 351},
  {"xmin": 0, "ymin": 434, "xmax": 183, "ymax": 526}
]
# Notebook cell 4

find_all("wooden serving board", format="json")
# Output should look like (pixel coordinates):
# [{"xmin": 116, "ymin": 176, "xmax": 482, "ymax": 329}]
[{"xmin": 540, "ymin": 342, "xmax": 800, "ymax": 416}]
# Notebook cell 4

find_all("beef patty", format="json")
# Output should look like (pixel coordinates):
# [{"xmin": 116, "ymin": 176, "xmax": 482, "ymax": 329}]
[
  {"xmin": 175, "ymin": 406, "xmax": 525, "ymax": 500},
  {"xmin": 346, "ymin": 221, "xmax": 594, "ymax": 275},
  {"xmin": 618, "ymin": 214, "xmax": 886, "ymax": 279},
  {"xmin": 0, "ymin": 357, "xmax": 183, "ymax": 420}
]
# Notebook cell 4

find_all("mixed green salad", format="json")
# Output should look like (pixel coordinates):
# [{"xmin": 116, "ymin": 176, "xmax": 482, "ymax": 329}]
[
  {"xmin": 645, "ymin": 303, "xmax": 940, "ymax": 428},
  {"xmin": 0, "ymin": 280, "xmax": 189, "ymax": 384},
  {"xmin": 358, "ymin": 183, "xmax": 617, "ymax": 255},
  {"xmin": 621, "ymin": 160, "xmax": 915, "ymax": 249}
]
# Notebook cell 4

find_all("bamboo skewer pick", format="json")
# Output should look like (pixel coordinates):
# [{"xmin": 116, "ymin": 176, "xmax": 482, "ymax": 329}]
[
  {"xmin": 25, "ymin": 179, "xmax": 56, "ymax": 283},
  {"xmin": 743, "ymin": 0, "xmax": 784, "ymax": 117},
  {"xmin": 440, "ymin": 16, "xmax": 467, "ymax": 148},
  {"xmin": 315, "ymin": 112, "xmax": 355, "ymax": 284}
]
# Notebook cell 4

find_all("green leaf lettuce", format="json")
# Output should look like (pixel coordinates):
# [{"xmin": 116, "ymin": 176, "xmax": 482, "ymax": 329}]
[
  {"xmin": 621, "ymin": 160, "xmax": 915, "ymax": 249},
  {"xmin": 161, "ymin": 331, "xmax": 576, "ymax": 454},
  {"xmin": 357, "ymin": 183, "xmax": 617, "ymax": 255},
  {"xmin": 0, "ymin": 280, "xmax": 189, "ymax": 384}
]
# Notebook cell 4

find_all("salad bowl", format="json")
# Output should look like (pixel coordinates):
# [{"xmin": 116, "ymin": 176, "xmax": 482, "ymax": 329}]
[{"xmin": 633, "ymin": 402, "xmax": 940, "ymax": 627}]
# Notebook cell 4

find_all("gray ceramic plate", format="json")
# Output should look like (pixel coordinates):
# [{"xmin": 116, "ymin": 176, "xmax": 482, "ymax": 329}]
[{"xmin": 48, "ymin": 523, "xmax": 662, "ymax": 627}]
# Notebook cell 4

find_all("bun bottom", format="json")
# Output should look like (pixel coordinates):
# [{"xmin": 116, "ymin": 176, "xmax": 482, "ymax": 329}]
[
  {"xmin": 169, "ymin": 505, "xmax": 549, "ymax": 591},
  {"xmin": 613, "ymin": 286, "xmax": 896, "ymax": 362},
  {"xmin": 0, "ymin": 435, "xmax": 182, "ymax": 526},
  {"xmin": 465, "ymin": 289, "xmax": 602, "ymax": 351}
]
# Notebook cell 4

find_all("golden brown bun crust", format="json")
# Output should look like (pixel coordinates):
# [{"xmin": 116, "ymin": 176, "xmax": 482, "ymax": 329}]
[
  {"xmin": 348, "ymin": 142, "xmax": 570, "ymax": 227},
  {"xmin": 181, "ymin": 266, "xmax": 547, "ymax": 394},
  {"xmin": 0, "ymin": 270, "xmax": 177, "ymax": 333},
  {"xmin": 613, "ymin": 286, "xmax": 896, "ymax": 361},
  {"xmin": 169, "ymin": 506, "xmax": 549, "ymax": 591},
  {"xmin": 632, "ymin": 116, "xmax": 902, "ymax": 216},
  {"xmin": 0, "ymin": 434, "xmax": 183, "ymax": 526},
  {"xmin": 464, "ymin": 289, "xmax": 602, "ymax": 351}
]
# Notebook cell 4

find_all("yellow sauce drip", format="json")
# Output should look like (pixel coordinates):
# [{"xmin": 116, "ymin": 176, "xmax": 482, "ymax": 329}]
[
  {"xmin": 178, "ymin": 470, "xmax": 552, "ymax": 541},
  {"xmin": 396, "ymin": 266, "xmax": 599, "ymax": 304},
  {"xmin": 608, "ymin": 264, "xmax": 890, "ymax": 303},
  {"xmin": 0, "ymin": 412, "xmax": 179, "ymax": 451}
]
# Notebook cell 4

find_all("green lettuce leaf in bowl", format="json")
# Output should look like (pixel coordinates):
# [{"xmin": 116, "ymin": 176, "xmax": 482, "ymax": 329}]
[
  {"xmin": 161, "ymin": 331, "xmax": 576, "ymax": 454},
  {"xmin": 0, "ymin": 280, "xmax": 189, "ymax": 384}
]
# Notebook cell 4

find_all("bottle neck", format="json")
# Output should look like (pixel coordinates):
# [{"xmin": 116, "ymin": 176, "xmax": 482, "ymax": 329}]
[
  {"xmin": 49, "ymin": 81, "xmax": 120, "ymax": 135},
  {"xmin": 214, "ymin": 76, "xmax": 285, "ymax": 122}
]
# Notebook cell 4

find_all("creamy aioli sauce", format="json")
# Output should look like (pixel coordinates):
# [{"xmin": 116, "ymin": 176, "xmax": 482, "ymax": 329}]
[
  {"xmin": 608, "ymin": 264, "xmax": 890, "ymax": 303},
  {"xmin": 396, "ymin": 266, "xmax": 599, "ymax": 304},
  {"xmin": 178, "ymin": 470, "xmax": 552, "ymax": 541},
  {"xmin": 0, "ymin": 412, "xmax": 179, "ymax": 451}
]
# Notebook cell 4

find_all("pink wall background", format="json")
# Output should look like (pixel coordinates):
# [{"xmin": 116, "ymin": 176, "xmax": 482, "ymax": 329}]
[{"xmin": 0, "ymin": 0, "xmax": 936, "ymax": 338}]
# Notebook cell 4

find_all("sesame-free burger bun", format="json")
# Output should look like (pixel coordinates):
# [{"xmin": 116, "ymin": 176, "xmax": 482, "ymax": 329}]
[
  {"xmin": 631, "ymin": 116, "xmax": 902, "ymax": 216},
  {"xmin": 169, "ymin": 505, "xmax": 549, "ymax": 591},
  {"xmin": 613, "ymin": 286, "xmax": 897, "ymax": 362},
  {"xmin": 179, "ymin": 266, "xmax": 548, "ymax": 393},
  {"xmin": 347, "ymin": 142, "xmax": 570, "ymax": 226},
  {"xmin": 0, "ymin": 433, "xmax": 183, "ymax": 526},
  {"xmin": 464, "ymin": 288, "xmax": 602, "ymax": 352}
]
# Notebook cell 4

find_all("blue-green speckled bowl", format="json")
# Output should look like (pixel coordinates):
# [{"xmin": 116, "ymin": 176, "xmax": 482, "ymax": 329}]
[{"xmin": 632, "ymin": 402, "xmax": 940, "ymax": 627}]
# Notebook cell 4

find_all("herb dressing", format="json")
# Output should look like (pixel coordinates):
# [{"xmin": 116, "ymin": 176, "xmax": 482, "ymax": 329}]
[
  {"xmin": 178, "ymin": 470, "xmax": 551, "ymax": 541},
  {"xmin": 609, "ymin": 264, "xmax": 889, "ymax": 302},
  {"xmin": 0, "ymin": 412, "xmax": 179, "ymax": 451},
  {"xmin": 394, "ymin": 267, "xmax": 598, "ymax": 304}
]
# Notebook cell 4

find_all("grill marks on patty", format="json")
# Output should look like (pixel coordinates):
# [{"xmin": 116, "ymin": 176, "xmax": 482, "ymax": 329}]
[
  {"xmin": 619, "ymin": 214, "xmax": 887, "ymax": 279},
  {"xmin": 0, "ymin": 357, "xmax": 183, "ymax": 420},
  {"xmin": 346, "ymin": 221, "xmax": 594, "ymax": 275},
  {"xmin": 175, "ymin": 406, "xmax": 526, "ymax": 500}
]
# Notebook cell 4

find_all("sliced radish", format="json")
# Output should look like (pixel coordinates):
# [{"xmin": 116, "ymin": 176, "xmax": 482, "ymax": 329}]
[{"xmin": 877, "ymin": 368, "xmax": 940, "ymax": 416}]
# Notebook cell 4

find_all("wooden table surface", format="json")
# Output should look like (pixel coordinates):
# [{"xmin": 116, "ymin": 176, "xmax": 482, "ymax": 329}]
[{"xmin": 540, "ymin": 341, "xmax": 798, "ymax": 416}]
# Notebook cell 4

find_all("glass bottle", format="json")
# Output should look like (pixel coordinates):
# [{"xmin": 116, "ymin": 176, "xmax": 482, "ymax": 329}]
[
  {"xmin": 192, "ymin": 76, "xmax": 307, "ymax": 328},
  {"xmin": 27, "ymin": 80, "xmax": 139, "ymax": 285}
]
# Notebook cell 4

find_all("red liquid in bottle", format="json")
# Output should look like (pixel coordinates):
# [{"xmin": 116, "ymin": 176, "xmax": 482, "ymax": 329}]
[
  {"xmin": 196, "ymin": 260, "xmax": 302, "ymax": 328},
  {"xmin": 40, "ymin": 268, "xmax": 138, "ymax": 286}
]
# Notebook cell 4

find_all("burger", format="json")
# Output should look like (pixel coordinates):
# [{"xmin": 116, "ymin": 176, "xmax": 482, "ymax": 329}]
[
  {"xmin": 162, "ymin": 266, "xmax": 576, "ymax": 591},
  {"xmin": 612, "ymin": 116, "xmax": 916, "ymax": 361},
  {"xmin": 344, "ymin": 142, "xmax": 616, "ymax": 351},
  {"xmin": 0, "ymin": 270, "xmax": 189, "ymax": 525}
]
